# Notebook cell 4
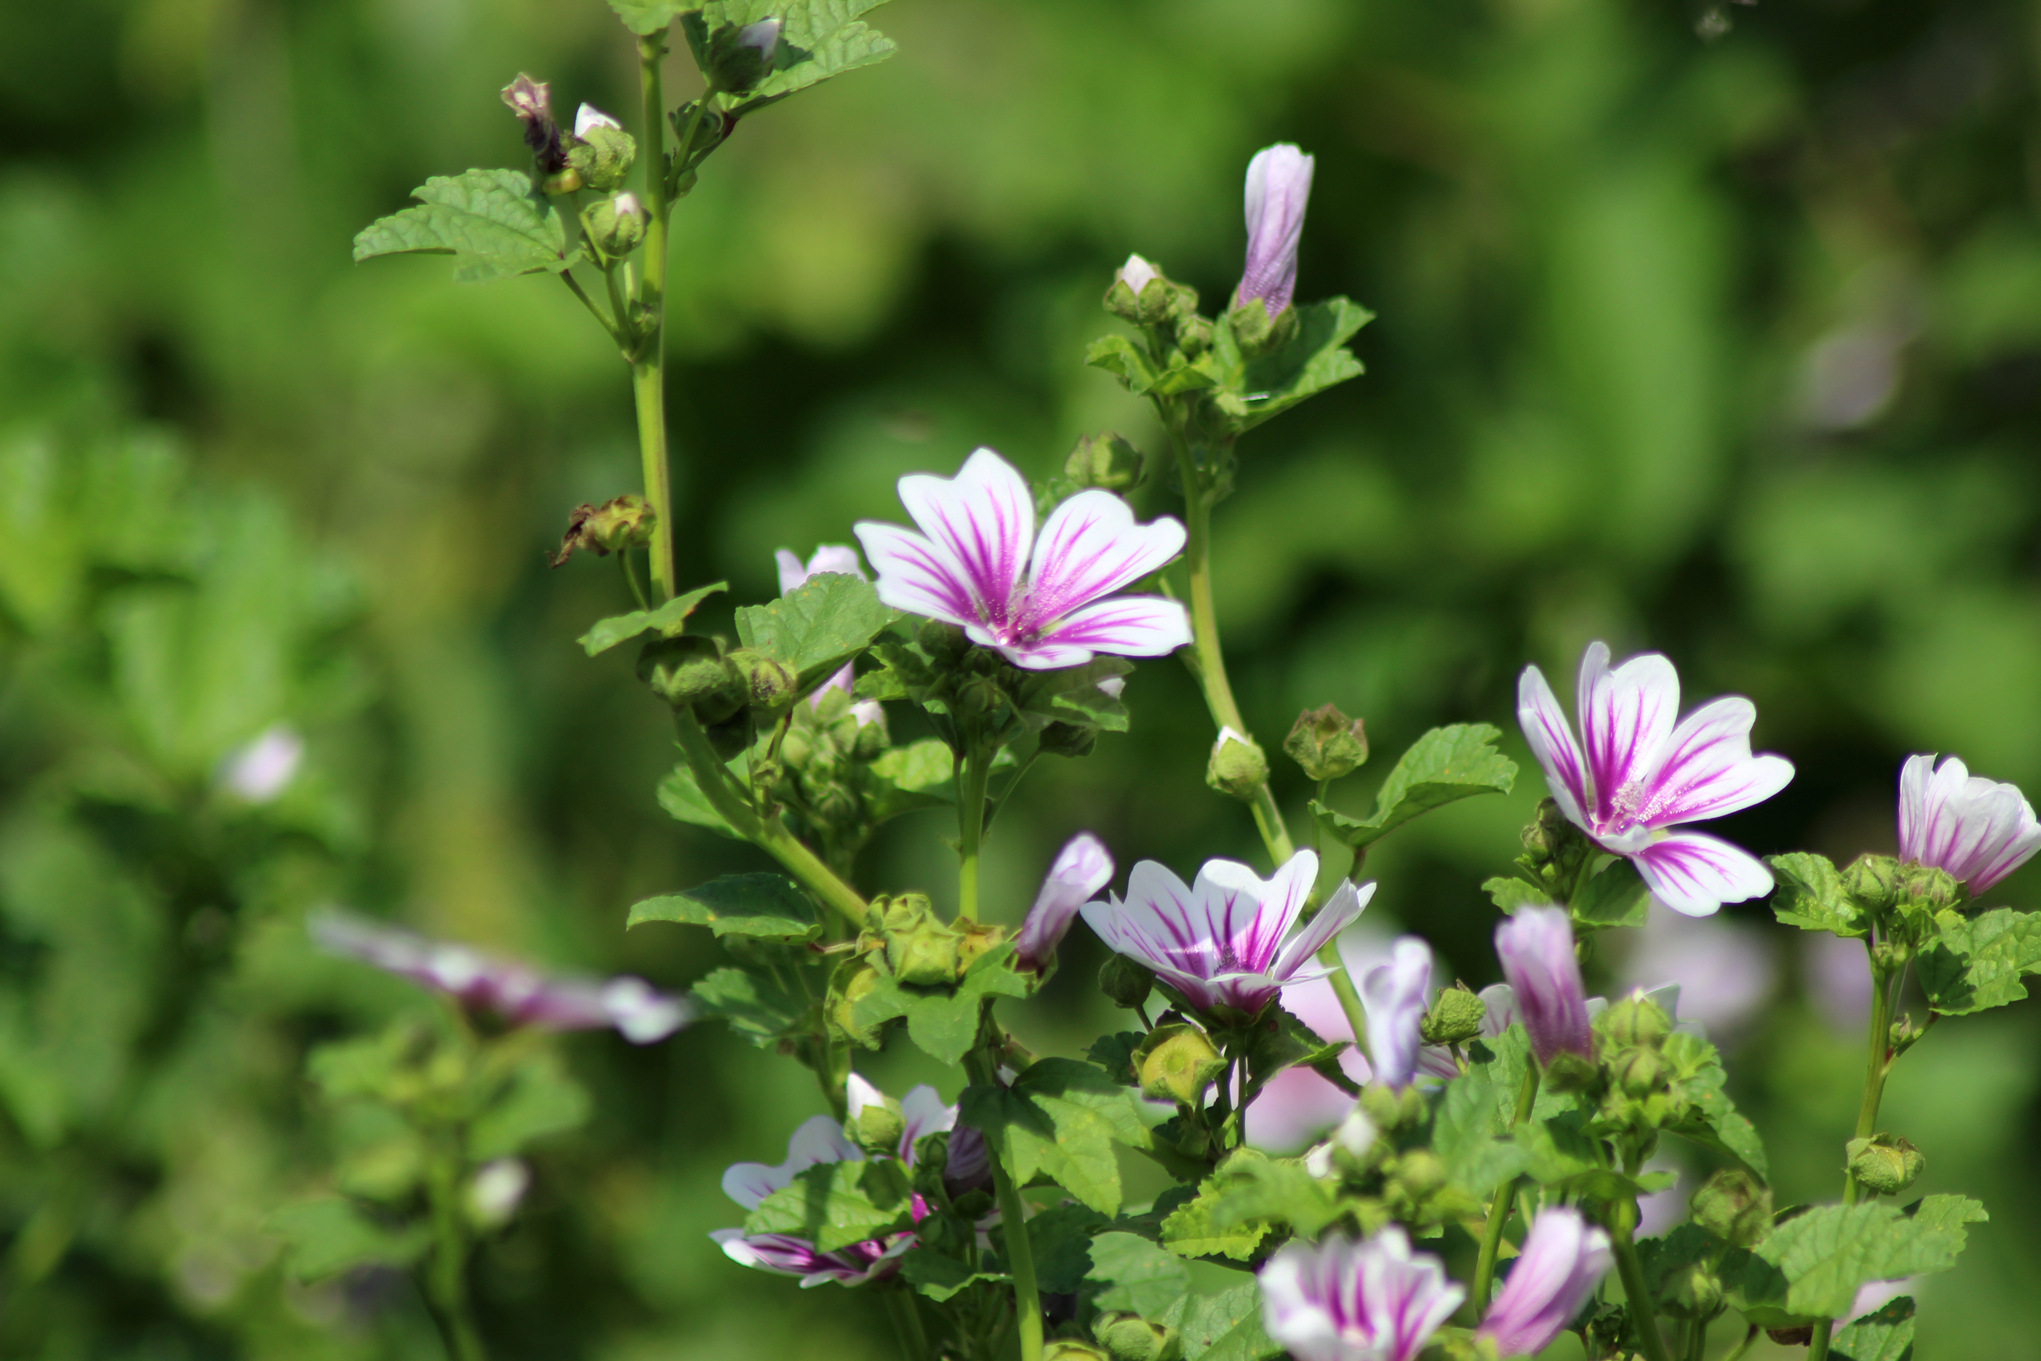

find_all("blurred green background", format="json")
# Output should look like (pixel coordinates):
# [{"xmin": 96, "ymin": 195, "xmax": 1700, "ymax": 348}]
[{"xmin": 4, "ymin": 0, "xmax": 2041, "ymax": 1355}]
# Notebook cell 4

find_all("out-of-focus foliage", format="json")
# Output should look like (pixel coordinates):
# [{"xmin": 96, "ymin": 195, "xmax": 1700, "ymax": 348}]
[{"xmin": 5, "ymin": 0, "xmax": 2041, "ymax": 1356}]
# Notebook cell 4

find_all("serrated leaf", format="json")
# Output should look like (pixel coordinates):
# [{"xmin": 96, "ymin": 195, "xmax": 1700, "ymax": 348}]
[
  {"xmin": 1662, "ymin": 1030, "xmax": 1768, "ymax": 1180},
  {"xmin": 267, "ymin": 1199, "xmax": 429, "ymax": 1281},
  {"xmin": 735, "ymin": 573, "xmax": 894, "ymax": 693},
  {"xmin": 1162, "ymin": 1149, "xmax": 1337, "ymax": 1259},
  {"xmin": 1085, "ymin": 335, "xmax": 1163, "ymax": 394},
  {"xmin": 1085, "ymin": 1231, "xmax": 1190, "ymax": 1316},
  {"xmin": 605, "ymin": 0, "xmax": 691, "ymax": 35},
  {"xmin": 1026, "ymin": 1203, "xmax": 1111, "ymax": 1294},
  {"xmin": 744, "ymin": 1158, "xmax": 915, "ymax": 1253},
  {"xmin": 850, "ymin": 942, "xmax": 1030, "ymax": 1066},
  {"xmin": 960, "ymin": 1058, "xmax": 1169, "ymax": 1216},
  {"xmin": 1311, "ymin": 723, "xmax": 1516, "ymax": 849},
  {"xmin": 1572, "ymin": 858, "xmax": 1651, "ymax": 928},
  {"xmin": 691, "ymin": 965, "xmax": 809, "ymax": 1046},
  {"xmin": 1767, "ymin": 852, "xmax": 1866, "ymax": 937},
  {"xmin": 353, "ymin": 169, "xmax": 570, "ymax": 283},
  {"xmin": 1483, "ymin": 875, "xmax": 1552, "ymax": 914},
  {"xmin": 579, "ymin": 583, "xmax": 726, "ymax": 656},
  {"xmin": 1158, "ymin": 1180, "xmax": 1272, "ymax": 1262},
  {"xmin": 1017, "ymin": 656, "xmax": 1134, "ymax": 734},
  {"xmin": 628, "ymin": 872, "xmax": 820, "ymax": 941},
  {"xmin": 656, "ymin": 760, "xmax": 744, "ymax": 838},
  {"xmin": 1918, "ymin": 907, "xmax": 2041, "ymax": 1014},
  {"xmin": 864, "ymin": 738, "xmax": 955, "ymax": 821},
  {"xmin": 1834, "ymin": 1294, "xmax": 1915, "ymax": 1361},
  {"xmin": 1211, "ymin": 297, "xmax": 1373, "ymax": 431},
  {"xmin": 1757, "ymin": 1196, "xmax": 1985, "ymax": 1318}
]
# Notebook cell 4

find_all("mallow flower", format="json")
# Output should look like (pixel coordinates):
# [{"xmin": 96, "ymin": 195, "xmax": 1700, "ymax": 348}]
[
  {"xmin": 1476, "ymin": 1207, "xmax": 1613, "ymax": 1358},
  {"xmin": 1494, "ymin": 906, "xmax": 1592, "ymax": 1066},
  {"xmin": 1014, "ymin": 832, "xmax": 1115, "ymax": 972},
  {"xmin": 1518, "ymin": 641, "xmax": 1794, "ymax": 916},
  {"xmin": 713, "ymin": 1076, "xmax": 953, "ymax": 1287},
  {"xmin": 854, "ymin": 448, "xmax": 1191, "ymax": 670},
  {"xmin": 1258, "ymin": 1226, "xmax": 1465, "ymax": 1361},
  {"xmin": 775, "ymin": 544, "xmax": 880, "ymax": 723},
  {"xmin": 1236, "ymin": 143, "xmax": 1315, "ymax": 319},
  {"xmin": 310, "ymin": 910, "xmax": 690, "ymax": 1043},
  {"xmin": 1079, "ymin": 849, "xmax": 1372, "ymax": 1014},
  {"xmin": 1898, "ymin": 752, "xmax": 2041, "ymax": 893},
  {"xmin": 1359, "ymin": 937, "xmax": 1432, "ymax": 1088}
]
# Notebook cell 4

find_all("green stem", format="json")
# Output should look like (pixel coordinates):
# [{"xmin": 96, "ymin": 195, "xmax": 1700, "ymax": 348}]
[
  {"xmin": 633, "ymin": 32, "xmax": 677, "ymax": 600},
  {"xmin": 967, "ymin": 1051, "xmax": 1042, "ymax": 1361},
  {"xmin": 1322, "ymin": 953, "xmax": 1371, "ymax": 1064},
  {"xmin": 1720, "ymin": 1324, "xmax": 1760, "ymax": 1361},
  {"xmin": 956, "ymin": 744, "xmax": 992, "ymax": 921},
  {"xmin": 669, "ymin": 708, "xmax": 868, "ymax": 928},
  {"xmin": 1470, "ymin": 1063, "xmax": 1540, "ymax": 1314},
  {"xmin": 1683, "ymin": 1315, "xmax": 1709, "ymax": 1361},
  {"xmin": 884, "ymin": 1288, "xmax": 930, "ymax": 1361},
  {"xmin": 561, "ymin": 271, "xmax": 622, "ymax": 345},
  {"xmin": 1607, "ymin": 1197, "xmax": 1673, "ymax": 1361},
  {"xmin": 1808, "ymin": 954, "xmax": 1898, "ymax": 1361},
  {"xmin": 425, "ymin": 1152, "xmax": 485, "ymax": 1361}
]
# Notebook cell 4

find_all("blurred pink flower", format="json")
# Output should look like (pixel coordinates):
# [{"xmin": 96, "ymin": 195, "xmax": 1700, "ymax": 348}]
[
  {"xmin": 1259, "ymin": 1226, "xmax": 1462, "ymax": 1361},
  {"xmin": 1619, "ymin": 904, "xmax": 1778, "ymax": 1038},
  {"xmin": 1805, "ymin": 931, "xmax": 1874, "ymax": 1035},
  {"xmin": 1014, "ymin": 832, "xmax": 1114, "ymax": 972}
]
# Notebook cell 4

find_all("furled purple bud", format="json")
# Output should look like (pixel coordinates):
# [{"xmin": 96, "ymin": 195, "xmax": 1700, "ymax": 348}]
[
  {"xmin": 501, "ymin": 73, "xmax": 566, "ymax": 173},
  {"xmin": 1235, "ymin": 143, "xmax": 1314, "ymax": 319},
  {"xmin": 737, "ymin": 18, "xmax": 782, "ymax": 60},
  {"xmin": 1476, "ymin": 1208, "xmax": 1613, "ymax": 1358},
  {"xmin": 1898, "ymin": 752, "xmax": 2041, "ymax": 893},
  {"xmin": 1016, "ymin": 833, "xmax": 1114, "ymax": 972},
  {"xmin": 1495, "ymin": 906, "xmax": 1592, "ymax": 1066},
  {"xmin": 1359, "ymin": 937, "xmax": 1432, "ymax": 1089},
  {"xmin": 1259, "ymin": 1226, "xmax": 1464, "ymax": 1361}
]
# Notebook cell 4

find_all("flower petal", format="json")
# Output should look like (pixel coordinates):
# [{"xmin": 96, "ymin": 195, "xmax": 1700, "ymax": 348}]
[
  {"xmin": 1638, "ymin": 696, "xmax": 1794, "ymax": 827},
  {"xmin": 1517, "ymin": 664, "xmax": 1591, "ymax": 829},
  {"xmin": 1198, "ymin": 851, "xmax": 1317, "ymax": 977},
  {"xmin": 1577, "ymin": 643, "xmax": 1681, "ymax": 822},
  {"xmin": 1005, "ymin": 595, "xmax": 1191, "ymax": 669},
  {"xmin": 1271, "ymin": 879, "xmax": 1375, "ymax": 982},
  {"xmin": 898, "ymin": 1085, "xmax": 956, "ymax": 1151},
  {"xmin": 1018, "ymin": 490, "xmax": 1186, "ymax": 631},
  {"xmin": 853, "ymin": 522, "xmax": 978, "ymax": 626},
  {"xmin": 1631, "ymin": 832, "xmax": 1774, "ymax": 917},
  {"xmin": 894, "ymin": 448, "xmax": 1033, "ymax": 623},
  {"xmin": 721, "ymin": 1114, "xmax": 860, "ymax": 1209},
  {"xmin": 1016, "ymin": 832, "xmax": 1115, "ymax": 970}
]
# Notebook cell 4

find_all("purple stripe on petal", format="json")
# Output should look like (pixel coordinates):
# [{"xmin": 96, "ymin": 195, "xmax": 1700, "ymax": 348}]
[
  {"xmin": 1638, "ymin": 697, "xmax": 1794, "ymax": 827},
  {"xmin": 1517, "ymin": 664, "xmax": 1592, "ymax": 829},
  {"xmin": 894, "ymin": 449, "xmax": 1033, "ymax": 624},
  {"xmin": 1632, "ymin": 832, "xmax": 1774, "ymax": 917},
  {"xmin": 1023, "ymin": 596, "xmax": 1191, "ymax": 665},
  {"xmin": 854, "ymin": 522, "xmax": 980, "ymax": 625},
  {"xmin": 1019, "ymin": 491, "xmax": 1185, "ymax": 630},
  {"xmin": 1577, "ymin": 644, "xmax": 1680, "ymax": 824}
]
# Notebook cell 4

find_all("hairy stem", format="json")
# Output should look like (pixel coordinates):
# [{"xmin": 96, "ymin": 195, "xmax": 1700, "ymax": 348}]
[
  {"xmin": 967, "ymin": 1050, "xmax": 1042, "ymax": 1361},
  {"xmin": 424, "ymin": 1149, "xmax": 485, "ymax": 1361},
  {"xmin": 956, "ymin": 744, "xmax": 991, "ymax": 921},
  {"xmin": 1470, "ymin": 1062, "xmax": 1540, "ymax": 1315},
  {"xmin": 1808, "ymin": 951, "xmax": 1898, "ymax": 1361},
  {"xmin": 633, "ymin": 32, "xmax": 677, "ymax": 600}
]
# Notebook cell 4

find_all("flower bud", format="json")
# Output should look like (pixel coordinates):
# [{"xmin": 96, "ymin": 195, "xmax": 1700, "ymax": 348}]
[
  {"xmin": 851, "ymin": 1103, "xmax": 908, "ymax": 1160},
  {"xmin": 1105, "ymin": 254, "xmax": 1175, "ymax": 326},
  {"xmin": 1236, "ymin": 143, "xmax": 1313, "ymax": 320},
  {"xmin": 1065, "ymin": 432, "xmax": 1145, "ymax": 492},
  {"xmin": 1391, "ymin": 1149, "xmax": 1445, "ymax": 1200},
  {"xmin": 552, "ymin": 493, "xmax": 655, "ymax": 565},
  {"xmin": 1099, "ymin": 953, "xmax": 1155, "ymax": 1008},
  {"xmin": 1690, "ymin": 1168, "xmax": 1772, "ymax": 1248},
  {"xmin": 1596, "ymin": 993, "xmax": 1672, "ymax": 1049},
  {"xmin": 1174, "ymin": 313, "xmax": 1214, "ymax": 356},
  {"xmin": 1206, "ymin": 727, "xmax": 1270, "ymax": 801},
  {"xmin": 724, "ymin": 647, "xmax": 798, "ymax": 713},
  {"xmin": 564, "ymin": 105, "xmax": 637, "ymax": 193},
  {"xmin": 1896, "ymin": 862, "xmax": 1965, "ymax": 913},
  {"xmin": 1135, "ymin": 1024, "xmax": 1225, "ymax": 1107},
  {"xmin": 465, "ymin": 1158, "xmax": 531, "ymax": 1229},
  {"xmin": 1661, "ymin": 1263, "xmax": 1724, "ymax": 1321},
  {"xmin": 585, "ymin": 192, "xmax": 648, "ymax": 258},
  {"xmin": 704, "ymin": 17, "xmax": 780, "ymax": 95},
  {"xmin": 1541, "ymin": 1050, "xmax": 1601, "ymax": 1094},
  {"xmin": 1612, "ymin": 1046, "xmax": 1665, "ymax": 1098},
  {"xmin": 1017, "ymin": 833, "xmax": 1114, "ymax": 973},
  {"xmin": 1521, "ymin": 798, "xmax": 1594, "ymax": 880},
  {"xmin": 1418, "ymin": 983, "xmax": 1488, "ymax": 1046},
  {"xmin": 1359, "ymin": 1080, "xmax": 1426, "ymax": 1132},
  {"xmin": 1840, "ymin": 852, "xmax": 1902, "ymax": 914},
  {"xmin": 1094, "ymin": 1313, "xmax": 1182, "ymax": 1361},
  {"xmin": 501, "ymin": 73, "xmax": 566, "ymax": 172},
  {"xmin": 1283, "ymin": 703, "xmax": 1369, "ymax": 783},
  {"xmin": 1495, "ymin": 907, "xmax": 1593, "ymax": 1066},
  {"xmin": 1846, "ymin": 1133, "xmax": 1926, "ymax": 1196},
  {"xmin": 1043, "ymin": 1344, "xmax": 1111, "ymax": 1361},
  {"xmin": 826, "ymin": 954, "xmax": 886, "ymax": 1048},
  {"xmin": 875, "ymin": 895, "xmax": 961, "ymax": 987},
  {"xmin": 637, "ymin": 635, "xmax": 744, "ymax": 719}
]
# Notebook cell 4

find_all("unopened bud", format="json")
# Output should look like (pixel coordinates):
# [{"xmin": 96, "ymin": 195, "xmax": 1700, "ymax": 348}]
[
  {"xmin": 851, "ymin": 1103, "xmax": 908, "ymax": 1159},
  {"xmin": 1597, "ymin": 995, "xmax": 1672, "ymax": 1049},
  {"xmin": 1206, "ymin": 727, "xmax": 1269, "ymax": 801},
  {"xmin": 725, "ymin": 648, "xmax": 798, "ymax": 712},
  {"xmin": 1284, "ymin": 703, "xmax": 1368, "ymax": 783},
  {"xmin": 1225, "ymin": 297, "xmax": 1299, "ymax": 358},
  {"xmin": 1691, "ymin": 1169, "xmax": 1772, "ymax": 1248},
  {"xmin": 1043, "ymin": 1344, "xmax": 1111, "ymax": 1361},
  {"xmin": 1135, "ymin": 1024, "xmax": 1225, "ymax": 1107},
  {"xmin": 1840, "ymin": 853, "xmax": 1903, "ymax": 914},
  {"xmin": 1359, "ymin": 1081, "xmax": 1426, "ymax": 1132},
  {"xmin": 1099, "ymin": 954, "xmax": 1155, "ymax": 1009},
  {"xmin": 876, "ymin": 895, "xmax": 961, "ymax": 987},
  {"xmin": 501, "ymin": 73, "xmax": 566, "ymax": 173},
  {"xmin": 1094, "ymin": 1312, "xmax": 1182, "ymax": 1361},
  {"xmin": 1896, "ymin": 862, "xmax": 1965, "ymax": 913},
  {"xmin": 1392, "ymin": 1149, "xmax": 1444, "ymax": 1200},
  {"xmin": 567, "ymin": 108, "xmax": 636, "ymax": 193},
  {"xmin": 1065, "ymin": 432, "xmax": 1145, "ymax": 492},
  {"xmin": 465, "ymin": 1158, "xmax": 530, "ymax": 1229},
  {"xmin": 1662, "ymin": 1263, "xmax": 1724, "ymax": 1320},
  {"xmin": 1105, "ymin": 254, "xmax": 1175, "ymax": 326},
  {"xmin": 1846, "ymin": 1133, "xmax": 1926, "ymax": 1196},
  {"xmin": 1541, "ymin": 1049, "xmax": 1600, "ymax": 1095},
  {"xmin": 1418, "ymin": 984, "xmax": 1487, "ymax": 1046},
  {"xmin": 827, "ymin": 955, "xmax": 885, "ymax": 1048},
  {"xmin": 1174, "ymin": 313, "xmax": 1214, "ymax": 356},
  {"xmin": 637, "ymin": 635, "xmax": 743, "ymax": 719},
  {"xmin": 585, "ymin": 192, "xmax": 647, "ymax": 257},
  {"xmin": 1613, "ymin": 1047, "xmax": 1665, "ymax": 1098},
  {"xmin": 705, "ymin": 16, "xmax": 780, "ymax": 94},
  {"xmin": 551, "ymin": 494, "xmax": 654, "ymax": 565}
]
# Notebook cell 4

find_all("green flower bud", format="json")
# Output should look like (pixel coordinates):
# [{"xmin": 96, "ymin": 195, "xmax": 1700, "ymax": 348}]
[
  {"xmin": 1691, "ymin": 1169, "xmax": 1772, "ymax": 1248},
  {"xmin": 1094, "ymin": 1312, "xmax": 1182, "ymax": 1361},
  {"xmin": 1174, "ymin": 313, "xmax": 1214, "ymax": 356},
  {"xmin": 1226, "ymin": 297, "xmax": 1299, "ymax": 358},
  {"xmin": 1105, "ymin": 255, "xmax": 1177, "ymax": 326},
  {"xmin": 1284, "ymin": 703, "xmax": 1369, "ymax": 783},
  {"xmin": 1206, "ymin": 728, "xmax": 1270, "ymax": 801},
  {"xmin": 637, "ymin": 635, "xmax": 744, "ymax": 719},
  {"xmin": 1043, "ymin": 1344, "xmax": 1111, "ymax": 1361},
  {"xmin": 1597, "ymin": 995, "xmax": 1672, "ymax": 1049},
  {"xmin": 826, "ymin": 953, "xmax": 887, "ymax": 1049},
  {"xmin": 1520, "ymin": 798, "xmax": 1593, "ymax": 880},
  {"xmin": 876, "ymin": 895, "xmax": 962, "ymax": 987},
  {"xmin": 1840, "ymin": 853, "xmax": 1903, "ymax": 914},
  {"xmin": 1897, "ymin": 863, "xmax": 1965, "ymax": 913},
  {"xmin": 551, "ymin": 493, "xmax": 655, "ymax": 565},
  {"xmin": 1846, "ymin": 1133, "xmax": 1925, "ymax": 1196},
  {"xmin": 726, "ymin": 648, "xmax": 799, "ymax": 713},
  {"xmin": 1065, "ymin": 432, "xmax": 1145, "ymax": 492},
  {"xmin": 1419, "ymin": 983, "xmax": 1487, "ymax": 1046},
  {"xmin": 1360, "ymin": 1080, "xmax": 1427, "ymax": 1132},
  {"xmin": 1135, "ymin": 1024, "xmax": 1226, "ymax": 1107},
  {"xmin": 1099, "ymin": 954, "xmax": 1155, "ymax": 1009},
  {"xmin": 851, "ymin": 1103, "xmax": 907, "ymax": 1159},
  {"xmin": 1541, "ymin": 1049, "xmax": 1601, "ymax": 1095},
  {"xmin": 1661, "ymin": 1262, "xmax": 1724, "ymax": 1320},
  {"xmin": 1613, "ymin": 1047, "xmax": 1665, "ymax": 1099},
  {"xmin": 585, "ymin": 192, "xmax": 648, "ymax": 258},
  {"xmin": 1392, "ymin": 1149, "xmax": 1445, "ymax": 1200}
]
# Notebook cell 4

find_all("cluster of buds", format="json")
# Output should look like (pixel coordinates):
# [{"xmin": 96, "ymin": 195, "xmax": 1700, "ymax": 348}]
[
  {"xmin": 1515, "ymin": 797, "xmax": 1597, "ymax": 902},
  {"xmin": 1837, "ymin": 852, "xmax": 1964, "ymax": 968}
]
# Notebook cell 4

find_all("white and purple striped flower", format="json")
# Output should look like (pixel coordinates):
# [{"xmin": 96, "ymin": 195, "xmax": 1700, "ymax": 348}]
[
  {"xmin": 1898, "ymin": 752, "xmax": 2041, "ymax": 893},
  {"xmin": 1494, "ymin": 907, "xmax": 1593, "ymax": 1067},
  {"xmin": 1359, "ymin": 937, "xmax": 1433, "ymax": 1089},
  {"xmin": 310, "ymin": 910, "xmax": 690, "ymax": 1043},
  {"xmin": 1476, "ymin": 1207, "xmax": 1613, "ymax": 1358},
  {"xmin": 1259, "ymin": 1226, "xmax": 1465, "ymax": 1361},
  {"xmin": 775, "ymin": 544, "xmax": 881, "ymax": 723},
  {"xmin": 1518, "ymin": 642, "xmax": 1795, "ymax": 917},
  {"xmin": 1079, "ymin": 850, "xmax": 1372, "ymax": 1015},
  {"xmin": 1236, "ymin": 144, "xmax": 1315, "ymax": 319},
  {"xmin": 1015, "ymin": 832, "xmax": 1115, "ymax": 972},
  {"xmin": 854, "ymin": 448, "xmax": 1191, "ymax": 671}
]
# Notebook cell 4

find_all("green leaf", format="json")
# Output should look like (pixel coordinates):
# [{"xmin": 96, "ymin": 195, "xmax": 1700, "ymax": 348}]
[
  {"xmin": 1756, "ymin": 1196, "xmax": 1986, "ymax": 1317},
  {"xmin": 735, "ymin": 573, "xmax": 895, "ymax": 694},
  {"xmin": 656, "ymin": 760, "xmax": 744, "ymax": 838},
  {"xmin": 1160, "ymin": 1150, "xmax": 1336, "ymax": 1259},
  {"xmin": 850, "ymin": 941, "xmax": 1030, "ymax": 1066},
  {"xmin": 470, "ymin": 1049, "xmax": 592, "ymax": 1160},
  {"xmin": 1085, "ymin": 335, "xmax": 1163, "ymax": 394},
  {"xmin": 267, "ymin": 1199, "xmax": 429, "ymax": 1281},
  {"xmin": 1834, "ymin": 1295, "xmax": 1915, "ymax": 1361},
  {"xmin": 1175, "ymin": 1284, "xmax": 1281, "ymax": 1361},
  {"xmin": 898, "ymin": 1247, "xmax": 1000, "ymax": 1301},
  {"xmin": 691, "ymin": 965, "xmax": 810, "ymax": 1046},
  {"xmin": 1431, "ymin": 1074, "xmax": 1531, "ymax": 1198},
  {"xmin": 1026, "ymin": 1203, "xmax": 1111, "ymax": 1294},
  {"xmin": 863, "ymin": 738, "xmax": 955, "ymax": 821},
  {"xmin": 1918, "ymin": 907, "xmax": 2041, "ymax": 1014},
  {"xmin": 1016, "ymin": 657, "xmax": 1134, "ymax": 734},
  {"xmin": 744, "ymin": 1158, "xmax": 915, "ymax": 1253},
  {"xmin": 628, "ymin": 872, "xmax": 820, "ymax": 942},
  {"xmin": 1085, "ymin": 1230, "xmax": 1191, "ymax": 1316},
  {"xmin": 1662, "ymin": 1030, "xmax": 1769, "ymax": 1180},
  {"xmin": 1157, "ymin": 1180, "xmax": 1272, "ymax": 1262},
  {"xmin": 1311, "ymin": 724, "xmax": 1516, "ymax": 849},
  {"xmin": 606, "ymin": 0, "xmax": 691, "ymax": 35},
  {"xmin": 1571, "ymin": 858, "xmax": 1651, "ymax": 928},
  {"xmin": 1211, "ymin": 297, "xmax": 1374, "ymax": 431},
  {"xmin": 959, "ymin": 1058, "xmax": 1169, "ymax": 1216},
  {"xmin": 689, "ymin": 0, "xmax": 899, "ymax": 115},
  {"xmin": 1483, "ymin": 875, "xmax": 1552, "ymax": 914},
  {"xmin": 353, "ymin": 169, "xmax": 571, "ymax": 283},
  {"xmin": 579, "ymin": 582, "xmax": 725, "ymax": 657},
  {"xmin": 1767, "ymin": 852, "xmax": 1867, "ymax": 938}
]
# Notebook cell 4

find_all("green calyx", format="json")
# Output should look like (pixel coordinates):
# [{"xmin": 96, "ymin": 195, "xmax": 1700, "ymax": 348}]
[
  {"xmin": 638, "ymin": 634, "xmax": 744, "ymax": 720},
  {"xmin": 850, "ymin": 1101, "xmax": 907, "ymax": 1159},
  {"xmin": 584, "ymin": 193, "xmax": 647, "ymax": 257},
  {"xmin": 1206, "ymin": 731, "xmax": 1270, "ymax": 801},
  {"xmin": 1134, "ymin": 1023, "xmax": 1226, "ymax": 1107},
  {"xmin": 1093, "ymin": 1312, "xmax": 1182, "ymax": 1361},
  {"xmin": 1284, "ymin": 702, "xmax": 1368, "ymax": 782},
  {"xmin": 1847, "ymin": 1132, "xmax": 1927, "ymax": 1195},
  {"xmin": 1418, "ymin": 982, "xmax": 1486, "ymax": 1046},
  {"xmin": 1690, "ymin": 1168, "xmax": 1772, "ymax": 1248},
  {"xmin": 567, "ymin": 125, "xmax": 636, "ymax": 193},
  {"xmin": 1098, "ymin": 953, "xmax": 1155, "ymax": 1009},
  {"xmin": 552, "ymin": 493, "xmax": 655, "ymax": 565},
  {"xmin": 1224, "ymin": 296, "xmax": 1299, "ymax": 358},
  {"xmin": 1065, "ymin": 432, "xmax": 1145, "ymax": 492}
]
